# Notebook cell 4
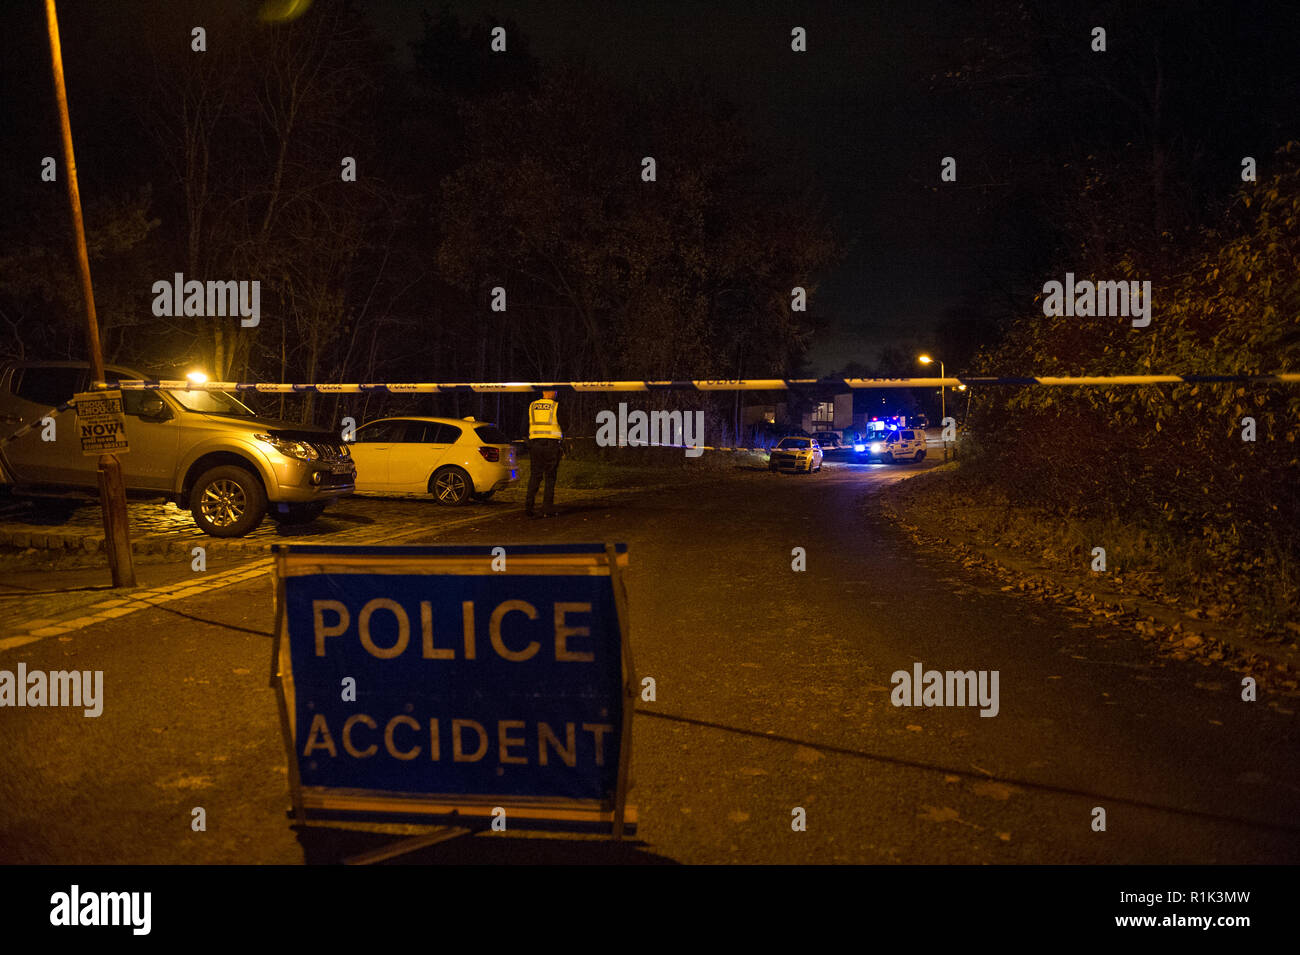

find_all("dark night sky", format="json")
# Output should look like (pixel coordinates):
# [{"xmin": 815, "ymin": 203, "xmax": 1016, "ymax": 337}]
[
  {"xmin": 4, "ymin": 1, "xmax": 1297, "ymax": 376},
  {"xmin": 368, "ymin": 0, "xmax": 979, "ymax": 373}
]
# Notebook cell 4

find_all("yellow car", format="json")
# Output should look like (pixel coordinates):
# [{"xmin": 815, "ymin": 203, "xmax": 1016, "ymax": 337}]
[{"xmin": 768, "ymin": 436, "xmax": 823, "ymax": 473}]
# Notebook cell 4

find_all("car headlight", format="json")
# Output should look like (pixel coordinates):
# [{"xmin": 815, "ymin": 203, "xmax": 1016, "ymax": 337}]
[
  {"xmin": 255, "ymin": 433, "xmax": 319, "ymax": 461},
  {"xmin": 870, "ymin": 442, "xmax": 883, "ymax": 452},
  {"xmin": 853, "ymin": 444, "xmax": 866, "ymax": 452}
]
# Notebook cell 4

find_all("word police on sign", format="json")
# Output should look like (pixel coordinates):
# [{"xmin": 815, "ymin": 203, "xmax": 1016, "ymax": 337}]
[
  {"xmin": 73, "ymin": 390, "xmax": 129, "ymax": 456},
  {"xmin": 271, "ymin": 542, "xmax": 636, "ymax": 836}
]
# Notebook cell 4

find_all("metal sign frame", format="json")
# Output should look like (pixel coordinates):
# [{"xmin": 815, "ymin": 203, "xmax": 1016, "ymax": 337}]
[{"xmin": 270, "ymin": 542, "xmax": 636, "ymax": 843}]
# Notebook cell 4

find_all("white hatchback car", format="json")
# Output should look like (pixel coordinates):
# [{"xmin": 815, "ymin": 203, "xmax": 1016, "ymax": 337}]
[{"xmin": 350, "ymin": 417, "xmax": 518, "ymax": 504}]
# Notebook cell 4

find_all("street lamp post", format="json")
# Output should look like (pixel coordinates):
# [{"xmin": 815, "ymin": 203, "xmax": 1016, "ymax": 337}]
[
  {"xmin": 44, "ymin": 0, "xmax": 136, "ymax": 587},
  {"xmin": 918, "ymin": 354, "xmax": 945, "ymax": 424}
]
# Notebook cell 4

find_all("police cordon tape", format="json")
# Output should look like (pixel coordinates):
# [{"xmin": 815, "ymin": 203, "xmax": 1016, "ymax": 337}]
[
  {"xmin": 0, "ymin": 399, "xmax": 74, "ymax": 449},
  {"xmin": 101, "ymin": 373, "xmax": 1300, "ymax": 394},
  {"xmin": 5, "ymin": 373, "xmax": 1295, "ymax": 450}
]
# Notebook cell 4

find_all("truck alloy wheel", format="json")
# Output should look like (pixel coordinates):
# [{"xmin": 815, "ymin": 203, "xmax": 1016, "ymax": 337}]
[{"xmin": 190, "ymin": 465, "xmax": 267, "ymax": 537}]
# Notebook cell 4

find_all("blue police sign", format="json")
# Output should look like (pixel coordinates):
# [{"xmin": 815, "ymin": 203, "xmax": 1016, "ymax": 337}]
[{"xmin": 271, "ymin": 543, "xmax": 635, "ymax": 834}]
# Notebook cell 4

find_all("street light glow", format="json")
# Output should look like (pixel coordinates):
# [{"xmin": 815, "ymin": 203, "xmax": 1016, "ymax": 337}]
[{"xmin": 918, "ymin": 354, "xmax": 944, "ymax": 423}]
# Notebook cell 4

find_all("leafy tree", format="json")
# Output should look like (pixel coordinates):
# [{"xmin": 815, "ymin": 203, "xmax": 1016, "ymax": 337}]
[{"xmin": 974, "ymin": 143, "xmax": 1300, "ymax": 561}]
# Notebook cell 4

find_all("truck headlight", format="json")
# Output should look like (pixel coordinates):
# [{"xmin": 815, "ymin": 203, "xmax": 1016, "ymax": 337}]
[{"xmin": 255, "ymin": 433, "xmax": 319, "ymax": 461}]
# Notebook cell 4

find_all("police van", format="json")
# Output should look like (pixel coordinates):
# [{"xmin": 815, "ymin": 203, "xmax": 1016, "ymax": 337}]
[{"xmin": 870, "ymin": 427, "xmax": 926, "ymax": 463}]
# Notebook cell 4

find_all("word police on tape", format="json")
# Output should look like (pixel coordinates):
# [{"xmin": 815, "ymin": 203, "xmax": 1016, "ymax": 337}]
[
  {"xmin": 73, "ymin": 390, "xmax": 129, "ymax": 456},
  {"xmin": 272, "ymin": 542, "xmax": 636, "ymax": 835},
  {"xmin": 107, "ymin": 373, "xmax": 1300, "ymax": 395}
]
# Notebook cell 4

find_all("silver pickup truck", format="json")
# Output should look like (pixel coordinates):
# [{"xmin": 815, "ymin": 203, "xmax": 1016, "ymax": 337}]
[{"xmin": 0, "ymin": 361, "xmax": 355, "ymax": 537}]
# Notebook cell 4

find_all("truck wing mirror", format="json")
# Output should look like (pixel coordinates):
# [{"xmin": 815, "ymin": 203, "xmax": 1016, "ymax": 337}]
[{"xmin": 139, "ymin": 395, "xmax": 171, "ymax": 420}]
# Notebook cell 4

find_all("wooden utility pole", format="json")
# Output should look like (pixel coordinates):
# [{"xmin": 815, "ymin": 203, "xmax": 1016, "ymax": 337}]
[{"xmin": 44, "ymin": 0, "xmax": 136, "ymax": 587}]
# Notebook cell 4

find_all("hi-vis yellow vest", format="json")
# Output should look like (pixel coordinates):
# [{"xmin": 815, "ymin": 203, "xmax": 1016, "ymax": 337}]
[{"xmin": 528, "ymin": 399, "xmax": 562, "ymax": 439}]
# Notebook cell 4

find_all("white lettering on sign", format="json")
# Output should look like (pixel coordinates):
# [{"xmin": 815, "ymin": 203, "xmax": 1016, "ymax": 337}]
[
  {"xmin": 302, "ymin": 713, "xmax": 615, "ymax": 767},
  {"xmin": 312, "ymin": 598, "xmax": 595, "ymax": 663}
]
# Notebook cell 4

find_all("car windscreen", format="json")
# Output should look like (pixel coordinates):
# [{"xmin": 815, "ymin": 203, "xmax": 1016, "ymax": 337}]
[
  {"xmin": 170, "ymin": 389, "xmax": 257, "ymax": 416},
  {"xmin": 475, "ymin": 425, "xmax": 509, "ymax": 444},
  {"xmin": 777, "ymin": 438, "xmax": 810, "ymax": 449}
]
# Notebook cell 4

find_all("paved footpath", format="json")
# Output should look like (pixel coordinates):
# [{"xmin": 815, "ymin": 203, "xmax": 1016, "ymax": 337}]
[{"xmin": 0, "ymin": 485, "xmax": 647, "ymax": 650}]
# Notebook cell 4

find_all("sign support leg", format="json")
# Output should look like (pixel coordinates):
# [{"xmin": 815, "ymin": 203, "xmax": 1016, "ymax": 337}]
[
  {"xmin": 342, "ymin": 826, "xmax": 473, "ymax": 866},
  {"xmin": 607, "ymin": 543, "xmax": 635, "ymax": 841}
]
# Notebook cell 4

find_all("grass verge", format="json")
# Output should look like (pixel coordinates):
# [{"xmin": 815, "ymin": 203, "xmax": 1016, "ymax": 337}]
[{"xmin": 877, "ymin": 461, "xmax": 1299, "ymax": 673}]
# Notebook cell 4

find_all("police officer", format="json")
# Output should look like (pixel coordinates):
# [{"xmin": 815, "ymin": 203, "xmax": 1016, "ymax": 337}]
[{"xmin": 525, "ymin": 388, "xmax": 563, "ymax": 517}]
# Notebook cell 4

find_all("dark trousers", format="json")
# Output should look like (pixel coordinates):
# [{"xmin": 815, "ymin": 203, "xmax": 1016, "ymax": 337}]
[{"xmin": 526, "ymin": 439, "xmax": 561, "ymax": 512}]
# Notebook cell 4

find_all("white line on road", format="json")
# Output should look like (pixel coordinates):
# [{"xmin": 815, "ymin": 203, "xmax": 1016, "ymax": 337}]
[
  {"xmin": 0, "ymin": 507, "xmax": 506, "ymax": 653},
  {"xmin": 0, "ymin": 560, "xmax": 272, "ymax": 653}
]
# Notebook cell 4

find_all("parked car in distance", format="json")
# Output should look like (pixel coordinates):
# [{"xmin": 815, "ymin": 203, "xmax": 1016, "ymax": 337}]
[
  {"xmin": 812, "ymin": 430, "xmax": 846, "ymax": 451},
  {"xmin": 349, "ymin": 416, "xmax": 517, "ymax": 504},
  {"xmin": 768, "ymin": 436, "xmax": 823, "ymax": 473},
  {"xmin": 0, "ymin": 361, "xmax": 355, "ymax": 537}
]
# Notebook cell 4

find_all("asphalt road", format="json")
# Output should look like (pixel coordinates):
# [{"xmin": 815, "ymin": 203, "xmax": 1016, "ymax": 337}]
[{"xmin": 1, "ymin": 457, "xmax": 1297, "ymax": 864}]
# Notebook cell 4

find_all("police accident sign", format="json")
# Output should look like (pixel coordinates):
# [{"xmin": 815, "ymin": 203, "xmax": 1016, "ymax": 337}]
[
  {"xmin": 271, "ymin": 543, "xmax": 635, "ymax": 833},
  {"xmin": 73, "ymin": 390, "xmax": 129, "ymax": 455}
]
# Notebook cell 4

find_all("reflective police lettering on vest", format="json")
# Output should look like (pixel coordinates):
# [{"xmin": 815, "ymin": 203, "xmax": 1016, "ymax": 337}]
[{"xmin": 529, "ymin": 399, "xmax": 562, "ymax": 439}]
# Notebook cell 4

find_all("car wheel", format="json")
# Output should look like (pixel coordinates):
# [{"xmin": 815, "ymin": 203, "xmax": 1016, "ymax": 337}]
[
  {"xmin": 884, "ymin": 452, "xmax": 895, "ymax": 463},
  {"xmin": 430, "ymin": 467, "xmax": 471, "ymax": 505},
  {"xmin": 190, "ymin": 465, "xmax": 266, "ymax": 537},
  {"xmin": 916, "ymin": 450, "xmax": 926, "ymax": 462},
  {"xmin": 472, "ymin": 489, "xmax": 496, "ymax": 501},
  {"xmin": 269, "ymin": 502, "xmax": 326, "ymax": 525},
  {"xmin": 768, "ymin": 462, "xmax": 777, "ymax": 472}
]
